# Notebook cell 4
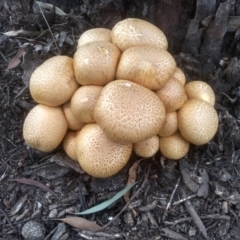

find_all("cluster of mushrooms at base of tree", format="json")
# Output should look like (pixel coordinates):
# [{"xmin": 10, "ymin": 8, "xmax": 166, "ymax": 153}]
[{"xmin": 23, "ymin": 18, "xmax": 219, "ymax": 178}]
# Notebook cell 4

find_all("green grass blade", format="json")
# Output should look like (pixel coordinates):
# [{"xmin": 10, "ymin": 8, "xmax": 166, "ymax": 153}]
[
  {"xmin": 75, "ymin": 182, "xmax": 137, "ymax": 215},
  {"xmin": 36, "ymin": 1, "xmax": 67, "ymax": 16}
]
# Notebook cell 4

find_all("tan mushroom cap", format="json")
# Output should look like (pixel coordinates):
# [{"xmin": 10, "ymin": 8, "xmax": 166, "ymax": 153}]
[
  {"xmin": 63, "ymin": 130, "xmax": 80, "ymax": 161},
  {"xmin": 155, "ymin": 79, "xmax": 187, "ymax": 112},
  {"xmin": 94, "ymin": 80, "xmax": 166, "ymax": 143},
  {"xmin": 184, "ymin": 81, "xmax": 215, "ymax": 106},
  {"xmin": 116, "ymin": 46, "xmax": 176, "ymax": 90},
  {"xmin": 63, "ymin": 101, "xmax": 86, "ymax": 130},
  {"xmin": 111, "ymin": 18, "xmax": 168, "ymax": 52},
  {"xmin": 158, "ymin": 111, "xmax": 178, "ymax": 137},
  {"xmin": 77, "ymin": 28, "xmax": 112, "ymax": 48},
  {"xmin": 178, "ymin": 99, "xmax": 218, "ymax": 145},
  {"xmin": 76, "ymin": 124, "xmax": 132, "ymax": 178},
  {"xmin": 73, "ymin": 41, "xmax": 121, "ymax": 85},
  {"xmin": 172, "ymin": 68, "xmax": 186, "ymax": 85},
  {"xmin": 29, "ymin": 56, "xmax": 79, "ymax": 107},
  {"xmin": 159, "ymin": 131, "xmax": 189, "ymax": 160},
  {"xmin": 133, "ymin": 135, "xmax": 160, "ymax": 158},
  {"xmin": 23, "ymin": 104, "xmax": 68, "ymax": 152},
  {"xmin": 71, "ymin": 86, "xmax": 103, "ymax": 123}
]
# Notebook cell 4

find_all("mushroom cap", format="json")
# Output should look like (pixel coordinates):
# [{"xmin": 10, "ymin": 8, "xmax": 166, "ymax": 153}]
[
  {"xmin": 184, "ymin": 81, "xmax": 215, "ymax": 106},
  {"xmin": 23, "ymin": 104, "xmax": 68, "ymax": 152},
  {"xmin": 76, "ymin": 123, "xmax": 132, "ymax": 178},
  {"xmin": 111, "ymin": 18, "xmax": 168, "ymax": 52},
  {"xmin": 70, "ymin": 85, "xmax": 103, "ymax": 123},
  {"xmin": 116, "ymin": 46, "xmax": 176, "ymax": 90},
  {"xmin": 155, "ymin": 79, "xmax": 187, "ymax": 112},
  {"xmin": 178, "ymin": 99, "xmax": 218, "ymax": 145},
  {"xmin": 172, "ymin": 68, "xmax": 186, "ymax": 85},
  {"xmin": 73, "ymin": 41, "xmax": 121, "ymax": 85},
  {"xmin": 63, "ymin": 130, "xmax": 79, "ymax": 161},
  {"xmin": 29, "ymin": 56, "xmax": 79, "ymax": 107},
  {"xmin": 94, "ymin": 80, "xmax": 166, "ymax": 143},
  {"xmin": 133, "ymin": 135, "xmax": 160, "ymax": 158},
  {"xmin": 158, "ymin": 111, "xmax": 178, "ymax": 137},
  {"xmin": 77, "ymin": 28, "xmax": 112, "ymax": 48},
  {"xmin": 159, "ymin": 131, "xmax": 189, "ymax": 160},
  {"xmin": 63, "ymin": 101, "xmax": 86, "ymax": 130}
]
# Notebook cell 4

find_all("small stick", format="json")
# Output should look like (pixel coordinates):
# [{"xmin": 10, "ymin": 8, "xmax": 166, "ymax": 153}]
[
  {"xmin": 162, "ymin": 176, "xmax": 181, "ymax": 221},
  {"xmin": 0, "ymin": 208, "xmax": 14, "ymax": 229}
]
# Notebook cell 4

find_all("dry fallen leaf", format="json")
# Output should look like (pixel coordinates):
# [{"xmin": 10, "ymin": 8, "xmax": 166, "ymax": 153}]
[{"xmin": 55, "ymin": 217, "xmax": 101, "ymax": 231}]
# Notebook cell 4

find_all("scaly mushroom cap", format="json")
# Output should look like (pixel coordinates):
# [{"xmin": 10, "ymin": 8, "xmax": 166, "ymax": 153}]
[
  {"xmin": 77, "ymin": 28, "xmax": 112, "ymax": 48},
  {"xmin": 94, "ymin": 80, "xmax": 166, "ymax": 143},
  {"xmin": 178, "ymin": 99, "xmax": 218, "ymax": 145},
  {"xmin": 158, "ymin": 111, "xmax": 178, "ymax": 137},
  {"xmin": 172, "ymin": 68, "xmax": 186, "ymax": 85},
  {"xmin": 159, "ymin": 132, "xmax": 189, "ymax": 160},
  {"xmin": 63, "ymin": 101, "xmax": 85, "ymax": 131},
  {"xmin": 155, "ymin": 79, "xmax": 187, "ymax": 112},
  {"xmin": 23, "ymin": 104, "xmax": 68, "ymax": 152},
  {"xmin": 29, "ymin": 56, "xmax": 79, "ymax": 107},
  {"xmin": 70, "ymin": 85, "xmax": 103, "ymax": 123},
  {"xmin": 63, "ymin": 130, "xmax": 80, "ymax": 161},
  {"xmin": 116, "ymin": 46, "xmax": 176, "ymax": 90},
  {"xmin": 76, "ymin": 124, "xmax": 132, "ymax": 178},
  {"xmin": 133, "ymin": 135, "xmax": 160, "ymax": 158},
  {"xmin": 111, "ymin": 18, "xmax": 168, "ymax": 52},
  {"xmin": 73, "ymin": 41, "xmax": 121, "ymax": 85},
  {"xmin": 184, "ymin": 81, "xmax": 215, "ymax": 106}
]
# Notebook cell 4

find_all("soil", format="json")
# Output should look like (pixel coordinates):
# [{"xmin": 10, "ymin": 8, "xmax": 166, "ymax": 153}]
[{"xmin": 1, "ymin": 0, "xmax": 240, "ymax": 239}]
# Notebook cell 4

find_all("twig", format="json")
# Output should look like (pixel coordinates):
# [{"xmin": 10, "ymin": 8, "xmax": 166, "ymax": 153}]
[
  {"xmin": 99, "ymin": 165, "xmax": 151, "ymax": 231},
  {"xmin": 38, "ymin": 5, "xmax": 60, "ymax": 55},
  {"xmin": 162, "ymin": 176, "xmax": 181, "ymax": 221},
  {"xmin": 0, "ymin": 208, "xmax": 14, "ymax": 229},
  {"xmin": 172, "ymin": 193, "xmax": 197, "ymax": 206}
]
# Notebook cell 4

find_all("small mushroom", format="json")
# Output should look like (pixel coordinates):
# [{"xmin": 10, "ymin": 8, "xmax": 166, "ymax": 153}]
[
  {"xmin": 29, "ymin": 56, "xmax": 79, "ymax": 107},
  {"xmin": 172, "ymin": 68, "xmax": 186, "ymax": 85},
  {"xmin": 76, "ymin": 124, "xmax": 132, "ymax": 178},
  {"xmin": 77, "ymin": 28, "xmax": 112, "ymax": 48},
  {"xmin": 111, "ymin": 18, "xmax": 168, "ymax": 52},
  {"xmin": 159, "ymin": 132, "xmax": 189, "ymax": 160},
  {"xmin": 178, "ymin": 99, "xmax": 218, "ymax": 145},
  {"xmin": 155, "ymin": 79, "xmax": 187, "ymax": 112},
  {"xmin": 73, "ymin": 41, "xmax": 121, "ymax": 85},
  {"xmin": 23, "ymin": 104, "xmax": 68, "ymax": 152},
  {"xmin": 133, "ymin": 135, "xmax": 160, "ymax": 158},
  {"xmin": 116, "ymin": 46, "xmax": 176, "ymax": 90},
  {"xmin": 63, "ymin": 130, "xmax": 80, "ymax": 161},
  {"xmin": 70, "ymin": 86, "xmax": 103, "ymax": 123},
  {"xmin": 94, "ymin": 80, "xmax": 166, "ymax": 143},
  {"xmin": 158, "ymin": 111, "xmax": 178, "ymax": 137},
  {"xmin": 184, "ymin": 80, "xmax": 215, "ymax": 106},
  {"xmin": 63, "ymin": 101, "xmax": 86, "ymax": 130}
]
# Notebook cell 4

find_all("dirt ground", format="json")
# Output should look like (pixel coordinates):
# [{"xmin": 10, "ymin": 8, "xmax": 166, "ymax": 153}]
[{"xmin": 1, "ymin": 0, "xmax": 240, "ymax": 239}]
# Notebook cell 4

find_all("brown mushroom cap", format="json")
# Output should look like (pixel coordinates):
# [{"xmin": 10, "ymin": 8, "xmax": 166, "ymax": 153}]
[
  {"xmin": 73, "ymin": 41, "xmax": 121, "ymax": 86},
  {"xmin": 133, "ymin": 135, "xmax": 160, "ymax": 158},
  {"xmin": 63, "ymin": 130, "xmax": 79, "ymax": 161},
  {"xmin": 76, "ymin": 123, "xmax": 132, "ymax": 178},
  {"xmin": 172, "ymin": 68, "xmax": 186, "ymax": 85},
  {"xmin": 159, "ymin": 131, "xmax": 189, "ymax": 160},
  {"xmin": 155, "ymin": 79, "xmax": 187, "ymax": 112},
  {"xmin": 111, "ymin": 18, "xmax": 168, "ymax": 52},
  {"xmin": 23, "ymin": 104, "xmax": 68, "ymax": 152},
  {"xmin": 158, "ymin": 111, "xmax": 178, "ymax": 137},
  {"xmin": 94, "ymin": 80, "xmax": 166, "ymax": 143},
  {"xmin": 116, "ymin": 46, "xmax": 176, "ymax": 90},
  {"xmin": 63, "ymin": 101, "xmax": 86, "ymax": 130},
  {"xmin": 178, "ymin": 99, "xmax": 218, "ymax": 145},
  {"xmin": 29, "ymin": 56, "xmax": 79, "ymax": 107},
  {"xmin": 77, "ymin": 28, "xmax": 112, "ymax": 48},
  {"xmin": 184, "ymin": 81, "xmax": 215, "ymax": 106},
  {"xmin": 70, "ymin": 86, "xmax": 103, "ymax": 123}
]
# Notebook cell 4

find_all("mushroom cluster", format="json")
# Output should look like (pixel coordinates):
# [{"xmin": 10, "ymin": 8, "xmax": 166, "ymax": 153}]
[{"xmin": 23, "ymin": 18, "xmax": 219, "ymax": 178}]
